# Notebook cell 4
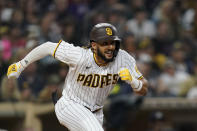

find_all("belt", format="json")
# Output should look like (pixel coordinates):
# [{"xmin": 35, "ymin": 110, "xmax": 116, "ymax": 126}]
[{"xmin": 85, "ymin": 106, "xmax": 101, "ymax": 113}]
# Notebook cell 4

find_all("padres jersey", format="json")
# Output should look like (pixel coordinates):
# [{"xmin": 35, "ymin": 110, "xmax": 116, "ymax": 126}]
[{"xmin": 54, "ymin": 40, "xmax": 143, "ymax": 111}]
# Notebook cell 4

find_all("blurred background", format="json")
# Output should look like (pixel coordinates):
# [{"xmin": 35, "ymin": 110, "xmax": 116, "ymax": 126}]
[{"xmin": 0, "ymin": 0, "xmax": 197, "ymax": 131}]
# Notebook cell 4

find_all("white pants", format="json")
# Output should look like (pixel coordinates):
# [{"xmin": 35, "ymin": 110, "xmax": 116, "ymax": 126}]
[{"xmin": 55, "ymin": 97, "xmax": 104, "ymax": 131}]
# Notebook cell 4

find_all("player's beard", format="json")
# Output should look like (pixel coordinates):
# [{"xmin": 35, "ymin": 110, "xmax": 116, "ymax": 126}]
[{"xmin": 97, "ymin": 47, "xmax": 115, "ymax": 63}]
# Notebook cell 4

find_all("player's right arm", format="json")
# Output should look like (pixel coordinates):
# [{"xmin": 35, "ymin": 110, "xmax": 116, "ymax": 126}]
[
  {"xmin": 7, "ymin": 41, "xmax": 58, "ymax": 78},
  {"xmin": 7, "ymin": 40, "xmax": 82, "ymax": 79}
]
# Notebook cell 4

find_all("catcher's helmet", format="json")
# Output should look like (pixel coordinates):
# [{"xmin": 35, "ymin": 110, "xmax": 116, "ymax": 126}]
[{"xmin": 90, "ymin": 23, "xmax": 121, "ymax": 56}]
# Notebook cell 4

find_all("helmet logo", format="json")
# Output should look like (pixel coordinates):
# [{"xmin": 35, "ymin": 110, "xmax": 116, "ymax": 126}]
[{"xmin": 106, "ymin": 28, "xmax": 112, "ymax": 36}]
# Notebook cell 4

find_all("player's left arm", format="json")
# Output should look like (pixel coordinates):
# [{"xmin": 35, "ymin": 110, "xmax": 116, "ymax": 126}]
[
  {"xmin": 136, "ymin": 77, "xmax": 148, "ymax": 96},
  {"xmin": 118, "ymin": 68, "xmax": 148, "ymax": 96}
]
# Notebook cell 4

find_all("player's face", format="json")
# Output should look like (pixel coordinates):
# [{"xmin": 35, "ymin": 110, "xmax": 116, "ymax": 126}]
[{"xmin": 96, "ymin": 40, "xmax": 116, "ymax": 62}]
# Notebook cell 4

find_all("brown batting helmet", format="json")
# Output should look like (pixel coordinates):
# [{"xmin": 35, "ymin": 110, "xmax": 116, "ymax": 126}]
[{"xmin": 90, "ymin": 23, "xmax": 121, "ymax": 56}]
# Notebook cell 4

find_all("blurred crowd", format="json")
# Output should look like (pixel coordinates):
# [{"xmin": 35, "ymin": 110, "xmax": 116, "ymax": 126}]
[{"xmin": 0, "ymin": 0, "xmax": 197, "ymax": 103}]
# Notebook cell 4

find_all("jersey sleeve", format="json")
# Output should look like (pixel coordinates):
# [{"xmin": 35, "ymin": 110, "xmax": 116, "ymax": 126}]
[
  {"xmin": 53, "ymin": 40, "xmax": 84, "ymax": 66},
  {"xmin": 121, "ymin": 50, "xmax": 143, "ymax": 80}
]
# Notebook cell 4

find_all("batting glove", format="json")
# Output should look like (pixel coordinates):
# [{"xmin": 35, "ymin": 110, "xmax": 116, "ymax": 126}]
[
  {"xmin": 7, "ymin": 61, "xmax": 24, "ymax": 79},
  {"xmin": 118, "ymin": 68, "xmax": 142, "ymax": 91}
]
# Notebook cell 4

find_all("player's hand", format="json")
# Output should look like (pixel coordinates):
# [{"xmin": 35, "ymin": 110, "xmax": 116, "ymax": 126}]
[
  {"xmin": 119, "ymin": 68, "xmax": 144, "ymax": 92},
  {"xmin": 118, "ymin": 68, "xmax": 133, "ymax": 83},
  {"xmin": 7, "ymin": 61, "xmax": 24, "ymax": 79}
]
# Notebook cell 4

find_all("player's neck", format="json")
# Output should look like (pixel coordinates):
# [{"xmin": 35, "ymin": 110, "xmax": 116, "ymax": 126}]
[{"xmin": 93, "ymin": 53, "xmax": 108, "ymax": 66}]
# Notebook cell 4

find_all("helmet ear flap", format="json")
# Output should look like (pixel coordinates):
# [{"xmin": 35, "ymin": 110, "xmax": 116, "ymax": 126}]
[{"xmin": 114, "ymin": 40, "xmax": 120, "ymax": 57}]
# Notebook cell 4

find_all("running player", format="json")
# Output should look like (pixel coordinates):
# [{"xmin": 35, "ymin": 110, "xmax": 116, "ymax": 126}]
[{"xmin": 7, "ymin": 23, "xmax": 148, "ymax": 131}]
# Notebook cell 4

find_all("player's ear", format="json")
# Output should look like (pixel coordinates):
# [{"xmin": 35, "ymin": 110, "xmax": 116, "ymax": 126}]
[{"xmin": 91, "ymin": 42, "xmax": 97, "ymax": 51}]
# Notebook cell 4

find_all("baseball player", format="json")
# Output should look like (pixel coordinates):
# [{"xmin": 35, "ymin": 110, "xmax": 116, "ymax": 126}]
[{"xmin": 7, "ymin": 23, "xmax": 148, "ymax": 131}]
